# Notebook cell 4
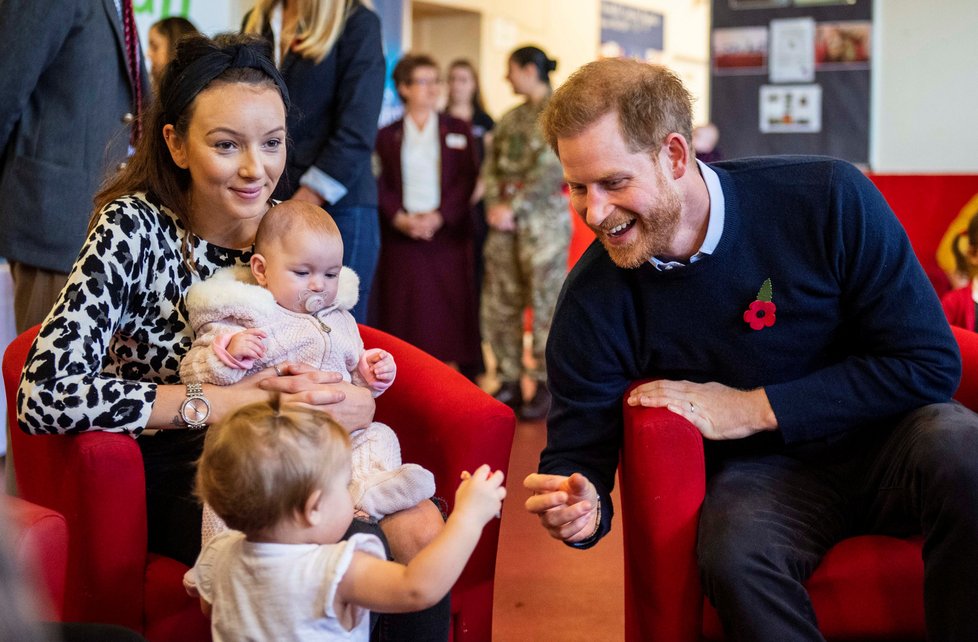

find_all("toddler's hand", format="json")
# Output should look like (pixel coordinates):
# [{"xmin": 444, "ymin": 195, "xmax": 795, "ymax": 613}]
[
  {"xmin": 226, "ymin": 328, "xmax": 266, "ymax": 361},
  {"xmin": 453, "ymin": 464, "xmax": 506, "ymax": 526}
]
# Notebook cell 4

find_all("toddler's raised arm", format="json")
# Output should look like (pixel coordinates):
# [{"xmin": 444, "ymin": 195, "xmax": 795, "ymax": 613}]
[{"xmin": 338, "ymin": 464, "xmax": 505, "ymax": 612}]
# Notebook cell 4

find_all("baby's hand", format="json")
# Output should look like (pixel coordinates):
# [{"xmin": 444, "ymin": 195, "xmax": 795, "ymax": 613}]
[
  {"xmin": 359, "ymin": 348, "xmax": 396, "ymax": 390},
  {"xmin": 368, "ymin": 350, "xmax": 396, "ymax": 382},
  {"xmin": 226, "ymin": 328, "xmax": 267, "ymax": 361},
  {"xmin": 453, "ymin": 464, "xmax": 506, "ymax": 526}
]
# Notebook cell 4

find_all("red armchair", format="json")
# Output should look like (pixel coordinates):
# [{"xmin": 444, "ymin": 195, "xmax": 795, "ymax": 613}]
[
  {"xmin": 3, "ymin": 494, "xmax": 68, "ymax": 622},
  {"xmin": 4, "ymin": 324, "xmax": 515, "ymax": 642},
  {"xmin": 619, "ymin": 325, "xmax": 978, "ymax": 641}
]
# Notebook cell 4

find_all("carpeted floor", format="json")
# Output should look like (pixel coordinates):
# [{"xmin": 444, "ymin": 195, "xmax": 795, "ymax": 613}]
[{"xmin": 491, "ymin": 416, "xmax": 625, "ymax": 641}]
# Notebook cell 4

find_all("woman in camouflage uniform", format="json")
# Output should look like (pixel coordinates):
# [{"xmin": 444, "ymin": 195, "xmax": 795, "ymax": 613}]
[{"xmin": 482, "ymin": 46, "xmax": 570, "ymax": 421}]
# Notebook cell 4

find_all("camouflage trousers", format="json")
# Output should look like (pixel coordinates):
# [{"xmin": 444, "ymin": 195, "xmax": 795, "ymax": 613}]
[{"xmin": 481, "ymin": 213, "xmax": 571, "ymax": 383}]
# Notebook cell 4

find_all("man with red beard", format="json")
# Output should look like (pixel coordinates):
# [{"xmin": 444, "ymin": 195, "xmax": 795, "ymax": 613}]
[{"xmin": 523, "ymin": 58, "xmax": 978, "ymax": 641}]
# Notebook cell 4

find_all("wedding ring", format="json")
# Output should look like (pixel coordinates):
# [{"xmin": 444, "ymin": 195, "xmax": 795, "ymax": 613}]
[{"xmin": 274, "ymin": 365, "xmax": 283, "ymax": 377}]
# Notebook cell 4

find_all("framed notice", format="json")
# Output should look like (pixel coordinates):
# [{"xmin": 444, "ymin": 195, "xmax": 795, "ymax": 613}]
[{"xmin": 759, "ymin": 84, "xmax": 822, "ymax": 133}]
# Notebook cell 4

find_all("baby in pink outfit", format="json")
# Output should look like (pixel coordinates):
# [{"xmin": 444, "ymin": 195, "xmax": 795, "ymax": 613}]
[{"xmin": 181, "ymin": 201, "xmax": 435, "ymax": 545}]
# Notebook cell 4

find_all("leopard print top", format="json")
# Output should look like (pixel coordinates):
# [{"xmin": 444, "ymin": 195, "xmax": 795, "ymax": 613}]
[{"xmin": 18, "ymin": 192, "xmax": 252, "ymax": 436}]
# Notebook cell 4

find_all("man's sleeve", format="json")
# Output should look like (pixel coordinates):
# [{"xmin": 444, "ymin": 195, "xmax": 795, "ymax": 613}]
[
  {"xmin": 303, "ymin": 7, "xmax": 385, "ymax": 203},
  {"xmin": 0, "ymin": 0, "xmax": 77, "ymax": 151},
  {"xmin": 539, "ymin": 277, "xmax": 632, "ymax": 547}
]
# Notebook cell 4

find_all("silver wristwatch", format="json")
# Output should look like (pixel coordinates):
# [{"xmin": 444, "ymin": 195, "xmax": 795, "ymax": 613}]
[{"xmin": 179, "ymin": 383, "xmax": 211, "ymax": 430}]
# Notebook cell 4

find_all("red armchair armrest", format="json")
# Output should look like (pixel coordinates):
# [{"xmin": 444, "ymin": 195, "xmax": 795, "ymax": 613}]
[
  {"xmin": 362, "ymin": 325, "xmax": 516, "ymax": 642},
  {"xmin": 620, "ymin": 392, "xmax": 706, "ymax": 642}
]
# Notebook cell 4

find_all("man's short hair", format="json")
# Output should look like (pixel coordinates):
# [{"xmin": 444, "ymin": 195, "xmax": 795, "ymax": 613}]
[{"xmin": 540, "ymin": 58, "xmax": 694, "ymax": 156}]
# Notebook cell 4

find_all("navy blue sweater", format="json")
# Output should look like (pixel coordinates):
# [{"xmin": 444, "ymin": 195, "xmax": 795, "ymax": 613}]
[{"xmin": 541, "ymin": 157, "xmax": 961, "ymax": 544}]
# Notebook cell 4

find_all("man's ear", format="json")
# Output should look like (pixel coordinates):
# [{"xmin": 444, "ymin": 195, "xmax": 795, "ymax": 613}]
[
  {"xmin": 663, "ymin": 132, "xmax": 691, "ymax": 180},
  {"xmin": 251, "ymin": 253, "xmax": 269, "ymax": 286},
  {"xmin": 163, "ymin": 124, "xmax": 189, "ymax": 169}
]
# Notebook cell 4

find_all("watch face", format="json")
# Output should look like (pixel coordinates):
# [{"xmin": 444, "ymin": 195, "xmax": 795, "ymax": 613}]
[{"xmin": 184, "ymin": 398, "xmax": 209, "ymax": 423}]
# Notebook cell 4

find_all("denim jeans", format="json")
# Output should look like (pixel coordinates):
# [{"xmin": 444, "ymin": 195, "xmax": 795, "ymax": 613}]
[
  {"xmin": 330, "ymin": 205, "xmax": 380, "ymax": 323},
  {"xmin": 696, "ymin": 402, "xmax": 978, "ymax": 641}
]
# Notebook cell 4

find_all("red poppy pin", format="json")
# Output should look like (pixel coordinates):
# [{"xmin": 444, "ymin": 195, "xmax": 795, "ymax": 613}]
[{"xmin": 743, "ymin": 278, "xmax": 776, "ymax": 331}]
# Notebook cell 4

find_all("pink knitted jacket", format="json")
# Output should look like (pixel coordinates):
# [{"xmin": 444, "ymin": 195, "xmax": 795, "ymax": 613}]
[{"xmin": 180, "ymin": 265, "xmax": 377, "ymax": 389}]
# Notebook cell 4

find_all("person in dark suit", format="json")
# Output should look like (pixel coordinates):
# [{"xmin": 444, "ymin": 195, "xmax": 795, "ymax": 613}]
[
  {"xmin": 371, "ymin": 54, "xmax": 482, "ymax": 377},
  {"xmin": 243, "ymin": 0, "xmax": 386, "ymax": 323},
  {"xmin": 0, "ymin": 0, "xmax": 148, "ymax": 334}
]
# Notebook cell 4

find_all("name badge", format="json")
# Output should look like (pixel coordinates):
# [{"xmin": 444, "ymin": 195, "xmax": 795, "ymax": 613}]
[{"xmin": 445, "ymin": 133, "xmax": 468, "ymax": 149}]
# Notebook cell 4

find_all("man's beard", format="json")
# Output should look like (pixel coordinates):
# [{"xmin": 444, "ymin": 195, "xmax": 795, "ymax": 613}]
[{"xmin": 598, "ymin": 172, "xmax": 682, "ymax": 269}]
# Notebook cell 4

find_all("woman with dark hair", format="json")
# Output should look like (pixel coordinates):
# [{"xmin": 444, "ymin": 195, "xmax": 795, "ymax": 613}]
[
  {"xmin": 243, "ymin": 0, "xmax": 385, "ymax": 323},
  {"xmin": 481, "ymin": 45, "xmax": 570, "ymax": 420},
  {"xmin": 16, "ymin": 32, "xmax": 376, "ymax": 568},
  {"xmin": 147, "ymin": 16, "xmax": 200, "ymax": 88},
  {"xmin": 371, "ymin": 54, "xmax": 482, "ymax": 378}
]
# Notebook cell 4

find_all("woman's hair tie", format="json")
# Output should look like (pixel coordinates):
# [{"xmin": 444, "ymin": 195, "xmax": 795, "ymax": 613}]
[{"xmin": 161, "ymin": 36, "xmax": 291, "ymax": 126}]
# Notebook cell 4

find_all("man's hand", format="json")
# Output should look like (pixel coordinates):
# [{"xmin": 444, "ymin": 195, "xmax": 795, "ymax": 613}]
[
  {"xmin": 524, "ymin": 472, "xmax": 599, "ymax": 543},
  {"xmin": 626, "ymin": 380, "xmax": 778, "ymax": 440}
]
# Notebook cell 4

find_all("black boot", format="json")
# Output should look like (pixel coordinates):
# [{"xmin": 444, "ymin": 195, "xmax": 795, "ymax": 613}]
[
  {"xmin": 492, "ymin": 381, "xmax": 522, "ymax": 410},
  {"xmin": 520, "ymin": 382, "xmax": 551, "ymax": 421}
]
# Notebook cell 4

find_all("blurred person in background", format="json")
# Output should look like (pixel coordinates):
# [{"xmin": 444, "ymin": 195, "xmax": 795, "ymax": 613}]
[
  {"xmin": 147, "ymin": 16, "xmax": 200, "ymax": 90},
  {"xmin": 481, "ymin": 45, "xmax": 570, "ymax": 421},
  {"xmin": 446, "ymin": 59, "xmax": 494, "ymax": 380},
  {"xmin": 244, "ymin": 0, "xmax": 385, "ymax": 322},
  {"xmin": 0, "ymin": 0, "xmax": 148, "ymax": 334},
  {"xmin": 372, "ymin": 54, "xmax": 482, "ymax": 380}
]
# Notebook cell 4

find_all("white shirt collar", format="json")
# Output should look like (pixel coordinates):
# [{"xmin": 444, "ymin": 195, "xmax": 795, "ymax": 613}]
[{"xmin": 650, "ymin": 159, "xmax": 725, "ymax": 271}]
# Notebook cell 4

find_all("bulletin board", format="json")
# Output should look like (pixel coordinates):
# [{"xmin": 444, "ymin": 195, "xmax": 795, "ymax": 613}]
[{"xmin": 709, "ymin": 0, "xmax": 872, "ymax": 163}]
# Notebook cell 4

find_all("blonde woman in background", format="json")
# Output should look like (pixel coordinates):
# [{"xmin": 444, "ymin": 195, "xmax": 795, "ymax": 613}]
[{"xmin": 244, "ymin": 0, "xmax": 385, "ymax": 324}]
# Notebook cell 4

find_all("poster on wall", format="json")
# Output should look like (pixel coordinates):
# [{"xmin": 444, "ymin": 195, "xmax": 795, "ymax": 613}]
[
  {"xmin": 374, "ymin": 0, "xmax": 405, "ymax": 127},
  {"xmin": 712, "ymin": 26, "xmax": 768, "ymax": 74},
  {"xmin": 769, "ymin": 17, "xmax": 815, "ymax": 82},
  {"xmin": 599, "ymin": 0, "xmax": 664, "ymax": 62},
  {"xmin": 133, "ymin": 0, "xmax": 234, "ymax": 48},
  {"xmin": 729, "ymin": 0, "xmax": 789, "ymax": 8},
  {"xmin": 815, "ymin": 21, "xmax": 871, "ymax": 69},
  {"xmin": 759, "ymin": 84, "xmax": 822, "ymax": 133}
]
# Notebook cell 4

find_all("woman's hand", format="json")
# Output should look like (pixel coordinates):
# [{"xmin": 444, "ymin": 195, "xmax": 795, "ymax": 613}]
[
  {"xmin": 255, "ymin": 362, "xmax": 376, "ymax": 430},
  {"xmin": 486, "ymin": 204, "xmax": 515, "ymax": 232},
  {"xmin": 290, "ymin": 186, "xmax": 325, "ymax": 206}
]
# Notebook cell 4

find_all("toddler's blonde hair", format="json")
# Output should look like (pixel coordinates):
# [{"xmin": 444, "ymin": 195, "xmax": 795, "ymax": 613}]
[{"xmin": 196, "ymin": 395, "xmax": 350, "ymax": 534}]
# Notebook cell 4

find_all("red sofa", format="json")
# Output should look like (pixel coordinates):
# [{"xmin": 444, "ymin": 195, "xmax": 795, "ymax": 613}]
[
  {"xmin": 4, "ymin": 324, "xmax": 515, "ymax": 642},
  {"xmin": 619, "ymin": 325, "xmax": 978, "ymax": 641}
]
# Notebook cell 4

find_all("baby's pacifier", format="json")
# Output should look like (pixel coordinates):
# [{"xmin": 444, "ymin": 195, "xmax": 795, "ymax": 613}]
[{"xmin": 301, "ymin": 292, "xmax": 328, "ymax": 313}]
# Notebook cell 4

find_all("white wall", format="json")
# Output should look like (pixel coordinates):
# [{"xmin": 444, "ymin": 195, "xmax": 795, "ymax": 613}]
[
  {"xmin": 409, "ymin": 0, "xmax": 711, "ymax": 124},
  {"xmin": 135, "ymin": 1, "xmax": 978, "ymax": 173},
  {"xmin": 871, "ymin": 0, "xmax": 978, "ymax": 172}
]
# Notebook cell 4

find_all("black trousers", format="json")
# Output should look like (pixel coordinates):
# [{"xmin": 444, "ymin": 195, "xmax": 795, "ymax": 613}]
[{"xmin": 697, "ymin": 402, "xmax": 978, "ymax": 641}]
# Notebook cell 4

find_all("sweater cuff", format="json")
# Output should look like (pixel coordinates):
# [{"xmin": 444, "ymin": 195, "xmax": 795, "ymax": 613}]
[{"xmin": 300, "ymin": 166, "xmax": 348, "ymax": 205}]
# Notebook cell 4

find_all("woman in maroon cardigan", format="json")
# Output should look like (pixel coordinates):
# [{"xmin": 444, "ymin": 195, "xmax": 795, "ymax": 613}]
[{"xmin": 370, "ymin": 54, "xmax": 482, "ymax": 376}]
